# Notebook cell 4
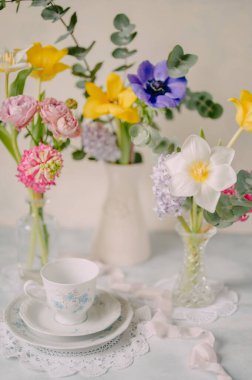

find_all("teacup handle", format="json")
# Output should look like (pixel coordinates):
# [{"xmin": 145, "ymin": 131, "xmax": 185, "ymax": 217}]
[{"xmin": 23, "ymin": 280, "xmax": 46, "ymax": 303}]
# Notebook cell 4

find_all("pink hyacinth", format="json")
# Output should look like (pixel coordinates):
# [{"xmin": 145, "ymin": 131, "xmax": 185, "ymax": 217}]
[
  {"xmin": 17, "ymin": 143, "xmax": 63, "ymax": 193},
  {"xmin": 0, "ymin": 95, "xmax": 38, "ymax": 130},
  {"xmin": 39, "ymin": 97, "xmax": 80, "ymax": 139}
]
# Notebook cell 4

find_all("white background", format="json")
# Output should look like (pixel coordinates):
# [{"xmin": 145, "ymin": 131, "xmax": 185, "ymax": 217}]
[{"xmin": 0, "ymin": 0, "xmax": 252, "ymax": 233}]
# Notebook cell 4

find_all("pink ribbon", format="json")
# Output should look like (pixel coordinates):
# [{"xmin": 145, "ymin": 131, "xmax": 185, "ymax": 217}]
[{"xmin": 101, "ymin": 264, "xmax": 232, "ymax": 380}]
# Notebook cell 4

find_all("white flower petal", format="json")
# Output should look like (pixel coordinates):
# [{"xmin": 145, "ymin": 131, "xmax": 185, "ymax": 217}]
[
  {"xmin": 169, "ymin": 172, "xmax": 199, "ymax": 197},
  {"xmin": 210, "ymin": 146, "xmax": 235, "ymax": 165},
  {"xmin": 165, "ymin": 153, "xmax": 187, "ymax": 176},
  {"xmin": 207, "ymin": 164, "xmax": 237, "ymax": 191},
  {"xmin": 194, "ymin": 184, "xmax": 221, "ymax": 213},
  {"xmin": 181, "ymin": 135, "xmax": 211, "ymax": 163}
]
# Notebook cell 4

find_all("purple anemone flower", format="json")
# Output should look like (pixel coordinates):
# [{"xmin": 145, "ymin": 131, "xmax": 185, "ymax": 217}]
[{"xmin": 128, "ymin": 60, "xmax": 187, "ymax": 108}]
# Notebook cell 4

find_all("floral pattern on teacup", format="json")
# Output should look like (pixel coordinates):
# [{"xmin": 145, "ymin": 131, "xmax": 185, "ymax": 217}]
[{"xmin": 51, "ymin": 289, "xmax": 92, "ymax": 313}]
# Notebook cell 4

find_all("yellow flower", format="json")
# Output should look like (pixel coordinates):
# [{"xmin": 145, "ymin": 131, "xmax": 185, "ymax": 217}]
[
  {"xmin": 83, "ymin": 73, "xmax": 140, "ymax": 124},
  {"xmin": 229, "ymin": 90, "xmax": 252, "ymax": 131},
  {"xmin": 0, "ymin": 48, "xmax": 30, "ymax": 73},
  {"xmin": 26, "ymin": 42, "xmax": 69, "ymax": 82}
]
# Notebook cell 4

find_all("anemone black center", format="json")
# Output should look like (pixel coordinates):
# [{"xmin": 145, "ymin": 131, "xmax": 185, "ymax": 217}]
[{"xmin": 146, "ymin": 80, "xmax": 168, "ymax": 96}]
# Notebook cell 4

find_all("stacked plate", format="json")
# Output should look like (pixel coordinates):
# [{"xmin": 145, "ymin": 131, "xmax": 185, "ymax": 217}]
[{"xmin": 4, "ymin": 289, "xmax": 133, "ymax": 351}]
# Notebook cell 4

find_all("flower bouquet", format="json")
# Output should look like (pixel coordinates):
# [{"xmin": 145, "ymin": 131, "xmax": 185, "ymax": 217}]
[
  {"xmin": 0, "ymin": 45, "xmax": 80, "ymax": 279},
  {"xmin": 131, "ymin": 90, "xmax": 252, "ymax": 307},
  {"xmin": 0, "ymin": 4, "xmax": 224, "ymax": 266}
]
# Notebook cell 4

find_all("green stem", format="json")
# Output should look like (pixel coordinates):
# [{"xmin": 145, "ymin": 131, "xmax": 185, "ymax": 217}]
[
  {"xmin": 226, "ymin": 127, "xmax": 243, "ymax": 148},
  {"xmin": 5, "ymin": 72, "xmax": 9, "ymax": 98},
  {"xmin": 38, "ymin": 78, "xmax": 42, "ymax": 100},
  {"xmin": 191, "ymin": 198, "xmax": 198, "ymax": 232},
  {"xmin": 117, "ymin": 120, "xmax": 131, "ymax": 164},
  {"xmin": 11, "ymin": 127, "xmax": 21, "ymax": 162},
  {"xmin": 177, "ymin": 215, "xmax": 191, "ymax": 233},
  {"xmin": 26, "ymin": 217, "xmax": 37, "ymax": 270}
]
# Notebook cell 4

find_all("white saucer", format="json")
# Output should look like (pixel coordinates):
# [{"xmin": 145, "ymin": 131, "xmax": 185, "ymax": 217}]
[
  {"xmin": 19, "ymin": 290, "xmax": 121, "ymax": 337},
  {"xmin": 4, "ymin": 295, "xmax": 133, "ymax": 351}
]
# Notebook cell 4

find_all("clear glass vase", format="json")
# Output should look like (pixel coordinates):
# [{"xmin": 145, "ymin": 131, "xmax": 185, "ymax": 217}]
[
  {"xmin": 173, "ymin": 225, "xmax": 217, "ymax": 308},
  {"xmin": 16, "ymin": 195, "xmax": 58, "ymax": 281}
]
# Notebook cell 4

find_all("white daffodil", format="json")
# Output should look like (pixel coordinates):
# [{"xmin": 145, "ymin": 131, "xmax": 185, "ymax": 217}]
[
  {"xmin": 0, "ymin": 48, "xmax": 30, "ymax": 73},
  {"xmin": 165, "ymin": 135, "xmax": 237, "ymax": 213}
]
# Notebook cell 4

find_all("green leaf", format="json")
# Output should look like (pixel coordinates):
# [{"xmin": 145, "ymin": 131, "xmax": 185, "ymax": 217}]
[
  {"xmin": 72, "ymin": 63, "xmax": 86, "ymax": 77},
  {"xmin": 164, "ymin": 108, "xmax": 173, "ymax": 120},
  {"xmin": 0, "ymin": 124, "xmax": 17, "ymax": 161},
  {"xmin": 67, "ymin": 42, "xmax": 96, "ymax": 59},
  {"xmin": 55, "ymin": 32, "xmax": 70, "ymax": 43},
  {"xmin": 113, "ymin": 14, "xmax": 130, "ymax": 31},
  {"xmin": 111, "ymin": 31, "xmax": 137, "ymax": 46},
  {"xmin": 10, "ymin": 68, "xmax": 34, "ymax": 96},
  {"xmin": 133, "ymin": 151, "xmax": 143, "ymax": 164},
  {"xmin": 67, "ymin": 12, "xmax": 77, "ymax": 33},
  {"xmin": 112, "ymin": 48, "xmax": 137, "ymax": 59},
  {"xmin": 0, "ymin": 0, "xmax": 6, "ymax": 11},
  {"xmin": 41, "ymin": 5, "xmax": 70, "ymax": 22},
  {"xmin": 90, "ymin": 61, "xmax": 103, "ymax": 79},
  {"xmin": 130, "ymin": 124, "xmax": 150, "ymax": 146},
  {"xmin": 72, "ymin": 149, "xmax": 86, "ymax": 160},
  {"xmin": 208, "ymin": 103, "xmax": 223, "ymax": 119},
  {"xmin": 76, "ymin": 80, "xmax": 85, "ymax": 89},
  {"xmin": 236, "ymin": 170, "xmax": 252, "ymax": 196},
  {"xmin": 199, "ymin": 128, "xmax": 206, "ymax": 139},
  {"xmin": 31, "ymin": 0, "xmax": 50, "ymax": 6},
  {"xmin": 114, "ymin": 63, "xmax": 134, "ymax": 72},
  {"xmin": 167, "ymin": 45, "xmax": 198, "ymax": 78},
  {"xmin": 167, "ymin": 45, "xmax": 184, "ymax": 67}
]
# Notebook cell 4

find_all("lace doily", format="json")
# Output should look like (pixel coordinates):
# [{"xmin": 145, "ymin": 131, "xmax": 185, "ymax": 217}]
[
  {"xmin": 155, "ymin": 277, "xmax": 238, "ymax": 324},
  {"xmin": 0, "ymin": 306, "xmax": 150, "ymax": 378}
]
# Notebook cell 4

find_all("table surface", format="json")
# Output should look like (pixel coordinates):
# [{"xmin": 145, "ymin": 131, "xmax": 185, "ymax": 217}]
[{"xmin": 0, "ymin": 226, "xmax": 251, "ymax": 380}]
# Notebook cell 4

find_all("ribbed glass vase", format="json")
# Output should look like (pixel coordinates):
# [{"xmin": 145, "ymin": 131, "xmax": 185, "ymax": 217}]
[{"xmin": 173, "ymin": 225, "xmax": 217, "ymax": 308}]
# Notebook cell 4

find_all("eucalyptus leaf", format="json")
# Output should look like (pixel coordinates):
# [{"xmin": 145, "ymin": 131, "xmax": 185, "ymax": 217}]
[
  {"xmin": 67, "ymin": 12, "xmax": 77, "ymax": 33},
  {"xmin": 111, "ymin": 31, "xmax": 137, "ymax": 46},
  {"xmin": 76, "ymin": 80, "xmax": 85, "ymax": 89},
  {"xmin": 0, "ymin": 0, "xmax": 5, "ymax": 10},
  {"xmin": 55, "ymin": 32, "xmax": 70, "ymax": 43},
  {"xmin": 112, "ymin": 48, "xmax": 137, "ymax": 59},
  {"xmin": 164, "ymin": 108, "xmax": 173, "ymax": 120},
  {"xmin": 72, "ymin": 63, "xmax": 85, "ymax": 77},
  {"xmin": 167, "ymin": 45, "xmax": 184, "ymax": 67},
  {"xmin": 113, "ymin": 13, "xmax": 130, "ymax": 31},
  {"xmin": 114, "ymin": 63, "xmax": 134, "ymax": 71},
  {"xmin": 41, "ymin": 5, "xmax": 70, "ymax": 22},
  {"xmin": 67, "ymin": 42, "xmax": 95, "ymax": 59},
  {"xmin": 31, "ymin": 0, "xmax": 50, "ymax": 6},
  {"xmin": 90, "ymin": 61, "xmax": 103, "ymax": 79}
]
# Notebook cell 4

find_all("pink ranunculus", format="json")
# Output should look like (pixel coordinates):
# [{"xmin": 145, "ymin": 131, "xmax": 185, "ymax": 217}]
[
  {"xmin": 39, "ymin": 97, "xmax": 69, "ymax": 125},
  {"xmin": 17, "ymin": 143, "xmax": 63, "ymax": 193},
  {"xmin": 0, "ymin": 95, "xmax": 38, "ymax": 130},
  {"xmin": 50, "ymin": 111, "xmax": 81, "ymax": 139}
]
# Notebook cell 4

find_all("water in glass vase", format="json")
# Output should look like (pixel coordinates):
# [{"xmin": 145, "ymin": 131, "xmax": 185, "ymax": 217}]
[
  {"xmin": 16, "ymin": 195, "xmax": 58, "ymax": 281},
  {"xmin": 173, "ymin": 225, "xmax": 217, "ymax": 308}
]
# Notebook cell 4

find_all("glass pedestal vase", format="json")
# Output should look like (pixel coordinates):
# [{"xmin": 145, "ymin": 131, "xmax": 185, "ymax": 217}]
[
  {"xmin": 173, "ymin": 226, "xmax": 217, "ymax": 308},
  {"xmin": 91, "ymin": 162, "xmax": 150, "ymax": 267},
  {"xmin": 16, "ymin": 196, "xmax": 58, "ymax": 281}
]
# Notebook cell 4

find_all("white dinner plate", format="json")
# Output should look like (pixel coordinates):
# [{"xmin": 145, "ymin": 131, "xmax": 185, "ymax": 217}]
[
  {"xmin": 4, "ymin": 295, "xmax": 133, "ymax": 351},
  {"xmin": 19, "ymin": 289, "xmax": 121, "ymax": 337}
]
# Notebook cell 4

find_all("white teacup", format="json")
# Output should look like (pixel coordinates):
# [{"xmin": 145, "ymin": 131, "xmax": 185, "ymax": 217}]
[{"xmin": 23, "ymin": 258, "xmax": 99, "ymax": 325}]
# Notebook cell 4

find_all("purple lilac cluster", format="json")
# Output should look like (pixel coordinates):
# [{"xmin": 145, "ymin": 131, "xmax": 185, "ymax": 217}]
[
  {"xmin": 82, "ymin": 122, "xmax": 120, "ymax": 162},
  {"xmin": 152, "ymin": 154, "xmax": 185, "ymax": 218}
]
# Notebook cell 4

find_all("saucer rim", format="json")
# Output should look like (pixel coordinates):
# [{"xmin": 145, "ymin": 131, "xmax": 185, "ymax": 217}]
[{"xmin": 19, "ymin": 289, "xmax": 121, "ymax": 337}]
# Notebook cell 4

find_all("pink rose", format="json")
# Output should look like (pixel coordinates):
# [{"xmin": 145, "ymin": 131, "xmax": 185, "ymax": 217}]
[
  {"xmin": 0, "ymin": 95, "xmax": 38, "ymax": 130},
  {"xmin": 39, "ymin": 97, "xmax": 68, "ymax": 124},
  {"xmin": 50, "ymin": 111, "xmax": 81, "ymax": 139}
]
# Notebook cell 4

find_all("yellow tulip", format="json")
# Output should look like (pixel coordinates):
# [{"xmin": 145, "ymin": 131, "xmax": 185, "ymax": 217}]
[
  {"xmin": 26, "ymin": 42, "xmax": 69, "ymax": 82},
  {"xmin": 83, "ymin": 73, "xmax": 140, "ymax": 124},
  {"xmin": 229, "ymin": 90, "xmax": 252, "ymax": 131}
]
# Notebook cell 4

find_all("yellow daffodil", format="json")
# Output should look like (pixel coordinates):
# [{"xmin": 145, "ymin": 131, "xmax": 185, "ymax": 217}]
[
  {"xmin": 0, "ymin": 48, "xmax": 30, "ymax": 73},
  {"xmin": 26, "ymin": 42, "xmax": 70, "ymax": 82},
  {"xmin": 83, "ymin": 73, "xmax": 140, "ymax": 124},
  {"xmin": 229, "ymin": 90, "xmax": 252, "ymax": 131}
]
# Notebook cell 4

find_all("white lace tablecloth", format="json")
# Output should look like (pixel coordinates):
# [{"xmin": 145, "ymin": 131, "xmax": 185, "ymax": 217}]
[{"xmin": 0, "ymin": 228, "xmax": 251, "ymax": 380}]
